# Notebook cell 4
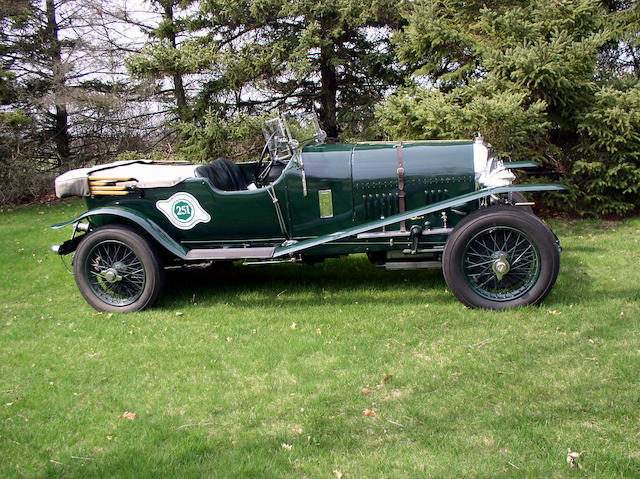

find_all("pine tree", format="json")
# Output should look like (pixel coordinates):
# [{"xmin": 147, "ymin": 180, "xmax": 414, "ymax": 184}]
[
  {"xmin": 127, "ymin": 0, "xmax": 405, "ymax": 140},
  {"xmin": 377, "ymin": 0, "xmax": 640, "ymax": 215},
  {"xmin": 126, "ymin": 0, "xmax": 197, "ymax": 121},
  {"xmin": 198, "ymin": 0, "xmax": 404, "ymax": 138}
]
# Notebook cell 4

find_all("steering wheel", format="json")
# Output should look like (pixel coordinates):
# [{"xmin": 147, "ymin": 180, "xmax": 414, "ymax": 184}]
[{"xmin": 255, "ymin": 131, "xmax": 277, "ymax": 187}]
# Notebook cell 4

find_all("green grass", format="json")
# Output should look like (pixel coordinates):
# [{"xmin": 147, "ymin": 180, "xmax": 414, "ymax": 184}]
[{"xmin": 1, "ymin": 200, "xmax": 639, "ymax": 478}]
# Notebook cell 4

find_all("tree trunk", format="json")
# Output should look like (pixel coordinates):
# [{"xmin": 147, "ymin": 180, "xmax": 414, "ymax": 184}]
[
  {"xmin": 318, "ymin": 37, "xmax": 339, "ymax": 139},
  {"xmin": 45, "ymin": 0, "xmax": 71, "ymax": 164},
  {"xmin": 163, "ymin": 1, "xmax": 187, "ymax": 118}
]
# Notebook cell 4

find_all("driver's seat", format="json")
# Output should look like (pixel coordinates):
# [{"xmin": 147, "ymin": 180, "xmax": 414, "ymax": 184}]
[{"xmin": 195, "ymin": 157, "xmax": 250, "ymax": 191}]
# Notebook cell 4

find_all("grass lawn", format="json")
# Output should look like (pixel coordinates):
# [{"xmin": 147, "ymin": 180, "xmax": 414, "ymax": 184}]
[{"xmin": 1, "ymin": 199, "xmax": 639, "ymax": 478}]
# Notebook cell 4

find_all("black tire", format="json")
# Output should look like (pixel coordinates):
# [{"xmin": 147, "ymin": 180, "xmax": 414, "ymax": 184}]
[
  {"xmin": 74, "ymin": 225, "xmax": 164, "ymax": 312},
  {"xmin": 442, "ymin": 206, "xmax": 560, "ymax": 310}
]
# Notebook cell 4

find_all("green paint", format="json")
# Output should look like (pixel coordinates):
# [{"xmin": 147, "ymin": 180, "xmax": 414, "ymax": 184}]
[
  {"xmin": 57, "ymin": 141, "xmax": 567, "ymax": 260},
  {"xmin": 173, "ymin": 201, "xmax": 192, "ymax": 221}
]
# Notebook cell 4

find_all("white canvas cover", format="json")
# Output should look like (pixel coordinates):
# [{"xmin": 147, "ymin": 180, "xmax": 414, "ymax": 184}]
[{"xmin": 55, "ymin": 160, "xmax": 199, "ymax": 198}]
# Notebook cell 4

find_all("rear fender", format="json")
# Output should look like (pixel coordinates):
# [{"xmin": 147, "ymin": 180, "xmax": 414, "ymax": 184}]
[{"xmin": 51, "ymin": 206, "xmax": 188, "ymax": 259}]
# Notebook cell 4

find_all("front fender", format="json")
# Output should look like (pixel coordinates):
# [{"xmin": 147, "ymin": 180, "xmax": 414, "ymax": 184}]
[{"xmin": 51, "ymin": 206, "xmax": 189, "ymax": 259}]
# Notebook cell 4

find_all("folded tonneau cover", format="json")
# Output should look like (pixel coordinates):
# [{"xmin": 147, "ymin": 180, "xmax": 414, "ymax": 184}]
[{"xmin": 54, "ymin": 160, "xmax": 198, "ymax": 198}]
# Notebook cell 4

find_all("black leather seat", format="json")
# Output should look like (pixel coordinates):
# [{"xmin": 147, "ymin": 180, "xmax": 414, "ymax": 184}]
[{"xmin": 194, "ymin": 157, "xmax": 250, "ymax": 191}]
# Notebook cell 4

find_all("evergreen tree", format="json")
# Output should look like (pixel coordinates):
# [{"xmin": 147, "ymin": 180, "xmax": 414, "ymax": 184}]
[
  {"xmin": 126, "ymin": 0, "xmax": 197, "ymax": 121},
  {"xmin": 377, "ymin": 0, "xmax": 640, "ymax": 215},
  {"xmin": 128, "ymin": 0, "xmax": 405, "ymax": 140},
  {"xmin": 197, "ymin": 0, "xmax": 404, "ymax": 138},
  {"xmin": 0, "ymin": 1, "xmax": 25, "ymax": 108}
]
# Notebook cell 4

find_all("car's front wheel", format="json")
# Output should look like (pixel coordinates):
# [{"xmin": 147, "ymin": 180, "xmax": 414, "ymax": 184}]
[
  {"xmin": 74, "ymin": 225, "xmax": 164, "ymax": 312},
  {"xmin": 442, "ymin": 206, "xmax": 560, "ymax": 309}
]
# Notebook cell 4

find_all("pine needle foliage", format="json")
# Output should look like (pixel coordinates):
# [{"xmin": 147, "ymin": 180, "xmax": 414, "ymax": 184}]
[{"xmin": 377, "ymin": 0, "xmax": 640, "ymax": 216}]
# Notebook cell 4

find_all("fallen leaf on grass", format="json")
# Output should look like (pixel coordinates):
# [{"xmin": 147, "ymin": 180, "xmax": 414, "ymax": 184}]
[
  {"xmin": 281, "ymin": 443, "xmax": 293, "ymax": 451},
  {"xmin": 363, "ymin": 409, "xmax": 376, "ymax": 417},
  {"xmin": 118, "ymin": 411, "xmax": 136, "ymax": 420},
  {"xmin": 382, "ymin": 374, "xmax": 393, "ymax": 384},
  {"xmin": 361, "ymin": 388, "xmax": 370, "ymax": 396},
  {"xmin": 175, "ymin": 311, "xmax": 183, "ymax": 316},
  {"xmin": 566, "ymin": 448, "xmax": 582, "ymax": 467},
  {"xmin": 226, "ymin": 337, "xmax": 233, "ymax": 342},
  {"xmin": 333, "ymin": 470, "xmax": 343, "ymax": 479}
]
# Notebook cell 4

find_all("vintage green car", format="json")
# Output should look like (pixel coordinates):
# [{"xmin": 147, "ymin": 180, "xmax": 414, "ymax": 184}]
[{"xmin": 51, "ymin": 113, "xmax": 566, "ymax": 312}]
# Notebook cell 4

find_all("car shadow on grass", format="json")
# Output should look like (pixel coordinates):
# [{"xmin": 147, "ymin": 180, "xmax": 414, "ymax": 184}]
[
  {"xmin": 157, "ymin": 248, "xmax": 631, "ymax": 311},
  {"xmin": 158, "ymin": 256, "xmax": 452, "ymax": 309}
]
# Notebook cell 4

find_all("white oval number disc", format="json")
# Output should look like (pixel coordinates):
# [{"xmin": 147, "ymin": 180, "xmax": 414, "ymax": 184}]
[{"xmin": 156, "ymin": 192, "xmax": 211, "ymax": 230}]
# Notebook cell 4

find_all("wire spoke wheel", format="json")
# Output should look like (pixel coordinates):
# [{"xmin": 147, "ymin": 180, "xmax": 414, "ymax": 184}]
[
  {"xmin": 74, "ymin": 226, "xmax": 164, "ymax": 312},
  {"xmin": 85, "ymin": 240, "xmax": 146, "ymax": 306},
  {"xmin": 442, "ymin": 206, "xmax": 560, "ymax": 310},
  {"xmin": 463, "ymin": 227, "xmax": 540, "ymax": 301}
]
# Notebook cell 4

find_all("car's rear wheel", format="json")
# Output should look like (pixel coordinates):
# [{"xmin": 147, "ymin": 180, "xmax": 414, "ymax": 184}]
[
  {"xmin": 442, "ymin": 206, "xmax": 559, "ymax": 309},
  {"xmin": 74, "ymin": 225, "xmax": 164, "ymax": 312}
]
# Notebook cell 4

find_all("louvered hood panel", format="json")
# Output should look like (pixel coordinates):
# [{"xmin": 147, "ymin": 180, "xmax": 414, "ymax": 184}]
[{"xmin": 352, "ymin": 141, "xmax": 476, "ymax": 222}]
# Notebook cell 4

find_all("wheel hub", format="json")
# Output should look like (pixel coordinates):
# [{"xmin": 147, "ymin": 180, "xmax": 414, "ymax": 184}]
[
  {"xmin": 491, "ymin": 254, "xmax": 510, "ymax": 281},
  {"xmin": 101, "ymin": 267, "xmax": 122, "ymax": 283}
]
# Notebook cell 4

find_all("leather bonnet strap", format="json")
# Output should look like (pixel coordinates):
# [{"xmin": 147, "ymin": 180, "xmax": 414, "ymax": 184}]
[{"xmin": 396, "ymin": 141, "xmax": 407, "ymax": 232}]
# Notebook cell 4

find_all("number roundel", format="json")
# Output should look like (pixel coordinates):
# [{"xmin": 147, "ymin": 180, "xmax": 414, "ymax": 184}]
[{"xmin": 156, "ymin": 192, "xmax": 211, "ymax": 230}]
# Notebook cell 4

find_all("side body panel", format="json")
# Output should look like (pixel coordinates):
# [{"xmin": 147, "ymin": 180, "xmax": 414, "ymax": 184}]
[
  {"xmin": 60, "ymin": 140, "xmax": 566, "ymax": 261},
  {"xmin": 87, "ymin": 177, "xmax": 287, "ymax": 246},
  {"xmin": 285, "ymin": 144, "xmax": 354, "ymax": 238}
]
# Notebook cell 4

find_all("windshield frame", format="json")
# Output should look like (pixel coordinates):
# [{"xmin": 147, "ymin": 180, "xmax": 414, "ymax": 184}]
[{"xmin": 262, "ymin": 112, "xmax": 326, "ymax": 163}]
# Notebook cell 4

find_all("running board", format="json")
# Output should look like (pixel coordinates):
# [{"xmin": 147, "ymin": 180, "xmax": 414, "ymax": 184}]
[
  {"xmin": 357, "ymin": 227, "xmax": 451, "ymax": 239},
  {"xmin": 380, "ymin": 261, "xmax": 442, "ymax": 270},
  {"xmin": 186, "ymin": 247, "xmax": 276, "ymax": 260}
]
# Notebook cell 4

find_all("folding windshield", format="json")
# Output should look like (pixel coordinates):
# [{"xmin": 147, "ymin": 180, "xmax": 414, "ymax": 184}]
[
  {"xmin": 282, "ymin": 112, "xmax": 326, "ymax": 147},
  {"xmin": 262, "ymin": 117, "xmax": 292, "ymax": 161},
  {"xmin": 262, "ymin": 111, "xmax": 327, "ymax": 168}
]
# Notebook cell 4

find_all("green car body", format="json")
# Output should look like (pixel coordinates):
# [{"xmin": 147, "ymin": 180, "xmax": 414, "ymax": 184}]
[{"xmin": 52, "ymin": 114, "xmax": 567, "ymax": 311}]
